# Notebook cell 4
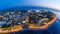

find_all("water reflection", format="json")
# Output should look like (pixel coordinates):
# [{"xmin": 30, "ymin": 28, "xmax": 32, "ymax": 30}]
[
  {"xmin": 0, "ymin": 8, "xmax": 60, "ymax": 34},
  {"xmin": 10, "ymin": 9, "xmax": 60, "ymax": 34}
]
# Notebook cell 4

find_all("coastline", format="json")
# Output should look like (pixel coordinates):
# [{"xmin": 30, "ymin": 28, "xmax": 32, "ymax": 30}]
[
  {"xmin": 28, "ymin": 14, "xmax": 56, "ymax": 29},
  {"xmin": 0, "ymin": 14, "xmax": 56, "ymax": 34},
  {"xmin": 0, "ymin": 25, "xmax": 23, "ymax": 34}
]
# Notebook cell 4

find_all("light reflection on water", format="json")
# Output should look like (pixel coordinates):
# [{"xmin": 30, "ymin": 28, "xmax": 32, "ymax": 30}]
[
  {"xmin": 13, "ymin": 9, "xmax": 60, "ymax": 34},
  {"xmin": 1, "ymin": 7, "xmax": 60, "ymax": 34},
  {"xmin": 39, "ymin": 9, "xmax": 60, "ymax": 34}
]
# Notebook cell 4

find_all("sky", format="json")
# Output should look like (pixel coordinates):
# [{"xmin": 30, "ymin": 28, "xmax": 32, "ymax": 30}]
[{"xmin": 0, "ymin": 0, "xmax": 60, "ymax": 10}]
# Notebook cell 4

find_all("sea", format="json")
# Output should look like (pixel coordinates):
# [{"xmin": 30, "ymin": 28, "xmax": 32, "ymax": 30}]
[{"xmin": 0, "ymin": 6, "xmax": 60, "ymax": 34}]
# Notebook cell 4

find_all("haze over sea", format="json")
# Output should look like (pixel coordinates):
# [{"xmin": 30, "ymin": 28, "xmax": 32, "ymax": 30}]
[{"xmin": 0, "ymin": 0, "xmax": 60, "ymax": 34}]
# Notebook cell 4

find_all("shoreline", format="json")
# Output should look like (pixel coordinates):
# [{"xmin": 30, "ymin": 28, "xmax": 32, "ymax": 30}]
[
  {"xmin": 28, "ymin": 14, "xmax": 56, "ymax": 29},
  {"xmin": 0, "ymin": 14, "xmax": 56, "ymax": 34},
  {"xmin": 0, "ymin": 25, "xmax": 23, "ymax": 34}
]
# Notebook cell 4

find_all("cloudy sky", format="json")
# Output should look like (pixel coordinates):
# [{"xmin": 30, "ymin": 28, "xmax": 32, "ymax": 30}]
[{"xmin": 0, "ymin": 0, "xmax": 60, "ymax": 10}]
